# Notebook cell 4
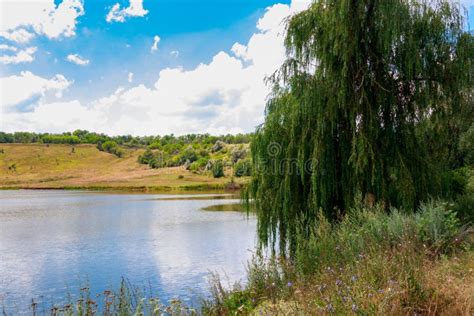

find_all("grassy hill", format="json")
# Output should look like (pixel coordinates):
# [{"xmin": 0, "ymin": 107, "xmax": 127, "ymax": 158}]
[{"xmin": 0, "ymin": 143, "xmax": 247, "ymax": 191}]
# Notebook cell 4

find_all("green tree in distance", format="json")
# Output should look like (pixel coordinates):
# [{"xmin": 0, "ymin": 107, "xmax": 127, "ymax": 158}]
[{"xmin": 249, "ymin": 0, "xmax": 473, "ymax": 255}]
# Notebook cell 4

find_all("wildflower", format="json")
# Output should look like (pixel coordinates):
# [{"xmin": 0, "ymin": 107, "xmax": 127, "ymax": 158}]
[
  {"xmin": 287, "ymin": 281, "xmax": 293, "ymax": 287},
  {"xmin": 352, "ymin": 304, "xmax": 358, "ymax": 312},
  {"xmin": 326, "ymin": 303, "xmax": 335, "ymax": 313},
  {"xmin": 336, "ymin": 279, "xmax": 342, "ymax": 286},
  {"xmin": 351, "ymin": 275, "xmax": 357, "ymax": 282}
]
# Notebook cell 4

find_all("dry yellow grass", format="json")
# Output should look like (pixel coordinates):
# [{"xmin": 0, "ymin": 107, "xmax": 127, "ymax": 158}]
[
  {"xmin": 253, "ymin": 251, "xmax": 474, "ymax": 315},
  {"xmin": 0, "ymin": 143, "xmax": 245, "ymax": 191}
]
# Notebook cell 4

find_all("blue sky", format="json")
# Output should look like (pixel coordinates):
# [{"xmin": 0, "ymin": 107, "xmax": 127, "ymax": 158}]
[
  {"xmin": 0, "ymin": 0, "xmax": 473, "ymax": 135},
  {"xmin": 1, "ymin": 0, "xmax": 289, "ymax": 102}
]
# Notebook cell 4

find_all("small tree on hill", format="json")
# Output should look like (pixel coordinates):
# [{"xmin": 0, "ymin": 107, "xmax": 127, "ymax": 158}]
[{"xmin": 212, "ymin": 160, "xmax": 225, "ymax": 178}]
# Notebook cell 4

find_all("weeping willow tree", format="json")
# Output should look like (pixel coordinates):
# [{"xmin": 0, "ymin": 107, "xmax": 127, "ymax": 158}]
[{"xmin": 248, "ymin": 0, "xmax": 473, "ymax": 255}]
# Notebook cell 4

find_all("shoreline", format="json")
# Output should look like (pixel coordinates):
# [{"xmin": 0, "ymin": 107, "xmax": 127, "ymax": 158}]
[{"xmin": 0, "ymin": 183, "xmax": 242, "ymax": 193}]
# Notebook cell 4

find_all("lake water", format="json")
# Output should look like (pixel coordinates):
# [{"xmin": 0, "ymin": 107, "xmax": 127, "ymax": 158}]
[{"xmin": 0, "ymin": 190, "xmax": 257, "ymax": 314}]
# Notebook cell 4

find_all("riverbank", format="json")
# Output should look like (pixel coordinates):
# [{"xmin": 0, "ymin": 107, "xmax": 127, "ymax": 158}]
[
  {"xmin": 204, "ymin": 201, "xmax": 474, "ymax": 315},
  {"xmin": 0, "ymin": 144, "xmax": 248, "ymax": 192}
]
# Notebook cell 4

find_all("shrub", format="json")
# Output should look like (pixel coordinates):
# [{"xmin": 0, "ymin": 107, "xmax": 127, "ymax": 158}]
[
  {"xmin": 189, "ymin": 157, "xmax": 209, "ymax": 171},
  {"xmin": 211, "ymin": 140, "xmax": 225, "ymax": 152},
  {"xmin": 234, "ymin": 159, "xmax": 252, "ymax": 177},
  {"xmin": 230, "ymin": 146, "xmax": 247, "ymax": 163},
  {"xmin": 212, "ymin": 160, "xmax": 224, "ymax": 178},
  {"xmin": 149, "ymin": 156, "xmax": 166, "ymax": 169},
  {"xmin": 453, "ymin": 193, "xmax": 474, "ymax": 225},
  {"xmin": 178, "ymin": 146, "xmax": 198, "ymax": 164},
  {"xmin": 148, "ymin": 142, "xmax": 162, "ymax": 150},
  {"xmin": 98, "ymin": 141, "xmax": 123, "ymax": 158},
  {"xmin": 415, "ymin": 201, "xmax": 461, "ymax": 253},
  {"xmin": 138, "ymin": 149, "xmax": 155, "ymax": 164}
]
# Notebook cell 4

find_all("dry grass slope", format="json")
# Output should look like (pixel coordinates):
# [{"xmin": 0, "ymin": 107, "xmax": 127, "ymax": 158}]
[{"xmin": 0, "ymin": 144, "xmax": 244, "ymax": 191}]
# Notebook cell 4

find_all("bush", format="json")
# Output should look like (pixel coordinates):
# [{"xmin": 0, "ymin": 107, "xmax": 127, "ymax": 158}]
[
  {"xmin": 234, "ymin": 159, "xmax": 252, "ymax": 177},
  {"xmin": 453, "ymin": 193, "xmax": 474, "ymax": 224},
  {"xmin": 138, "ymin": 149, "xmax": 155, "ymax": 164},
  {"xmin": 230, "ymin": 146, "xmax": 247, "ymax": 163},
  {"xmin": 291, "ymin": 200, "xmax": 466, "ymax": 275},
  {"xmin": 212, "ymin": 160, "xmax": 224, "ymax": 178},
  {"xmin": 415, "ymin": 201, "xmax": 461, "ymax": 253},
  {"xmin": 149, "ymin": 156, "xmax": 166, "ymax": 169},
  {"xmin": 178, "ymin": 146, "xmax": 198, "ymax": 164},
  {"xmin": 189, "ymin": 157, "xmax": 209, "ymax": 172},
  {"xmin": 211, "ymin": 140, "xmax": 225, "ymax": 152},
  {"xmin": 98, "ymin": 141, "xmax": 123, "ymax": 158}
]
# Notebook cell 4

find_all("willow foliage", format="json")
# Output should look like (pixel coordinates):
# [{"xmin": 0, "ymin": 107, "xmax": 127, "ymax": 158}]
[{"xmin": 248, "ymin": 0, "xmax": 473, "ymax": 255}]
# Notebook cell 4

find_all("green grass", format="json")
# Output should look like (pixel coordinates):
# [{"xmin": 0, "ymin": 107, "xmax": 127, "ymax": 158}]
[
  {"xmin": 203, "ymin": 200, "xmax": 474, "ymax": 315},
  {"xmin": 0, "ymin": 144, "xmax": 249, "ymax": 191}
]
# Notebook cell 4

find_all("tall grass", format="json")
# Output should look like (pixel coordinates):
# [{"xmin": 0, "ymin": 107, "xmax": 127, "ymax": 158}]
[
  {"xmin": 204, "ymin": 200, "xmax": 473, "ymax": 315},
  {"xmin": 27, "ymin": 279, "xmax": 196, "ymax": 316}
]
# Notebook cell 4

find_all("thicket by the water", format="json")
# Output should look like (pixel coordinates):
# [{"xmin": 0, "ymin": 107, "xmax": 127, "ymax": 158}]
[{"xmin": 205, "ymin": 200, "xmax": 474, "ymax": 315}]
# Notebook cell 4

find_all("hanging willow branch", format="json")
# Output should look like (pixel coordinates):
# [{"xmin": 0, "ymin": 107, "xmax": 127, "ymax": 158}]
[{"xmin": 248, "ymin": 0, "xmax": 474, "ymax": 257}]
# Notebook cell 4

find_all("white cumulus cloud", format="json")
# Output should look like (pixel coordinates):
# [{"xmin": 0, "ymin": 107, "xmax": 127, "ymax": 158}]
[
  {"xmin": 106, "ymin": 0, "xmax": 148, "ymax": 23},
  {"xmin": 0, "ymin": 71, "xmax": 71, "ymax": 113},
  {"xmin": 66, "ymin": 53, "xmax": 90, "ymax": 66},
  {"xmin": 1, "ymin": 0, "xmax": 312, "ymax": 135},
  {"xmin": 0, "ymin": 0, "xmax": 84, "ymax": 43},
  {"xmin": 0, "ymin": 47, "xmax": 37, "ymax": 64},
  {"xmin": 128, "ymin": 72, "xmax": 134, "ymax": 83},
  {"xmin": 0, "ymin": 44, "xmax": 17, "ymax": 52}
]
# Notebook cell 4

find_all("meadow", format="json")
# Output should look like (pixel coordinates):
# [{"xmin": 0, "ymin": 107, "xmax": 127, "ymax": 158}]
[{"xmin": 0, "ymin": 143, "xmax": 247, "ymax": 191}]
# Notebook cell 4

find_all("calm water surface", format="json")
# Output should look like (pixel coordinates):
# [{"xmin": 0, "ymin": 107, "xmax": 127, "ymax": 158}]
[{"xmin": 0, "ymin": 190, "xmax": 257, "ymax": 313}]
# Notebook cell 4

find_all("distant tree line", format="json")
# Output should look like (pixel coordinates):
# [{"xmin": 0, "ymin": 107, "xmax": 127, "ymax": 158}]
[{"xmin": 0, "ymin": 130, "xmax": 252, "ymax": 147}]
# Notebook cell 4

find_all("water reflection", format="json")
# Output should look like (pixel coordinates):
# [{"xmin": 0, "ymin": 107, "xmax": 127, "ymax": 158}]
[{"xmin": 0, "ymin": 190, "xmax": 256, "ymax": 313}]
